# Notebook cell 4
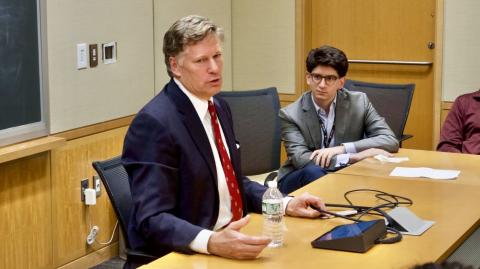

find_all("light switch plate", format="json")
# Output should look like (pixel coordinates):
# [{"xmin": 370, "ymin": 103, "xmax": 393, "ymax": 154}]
[
  {"xmin": 77, "ymin": 43, "xmax": 88, "ymax": 69},
  {"xmin": 89, "ymin": 44, "xmax": 98, "ymax": 67}
]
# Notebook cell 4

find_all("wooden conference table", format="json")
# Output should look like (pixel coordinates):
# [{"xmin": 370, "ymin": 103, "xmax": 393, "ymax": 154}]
[
  {"xmin": 338, "ymin": 148, "xmax": 480, "ymax": 186},
  {"xmin": 141, "ymin": 170, "xmax": 480, "ymax": 269}
]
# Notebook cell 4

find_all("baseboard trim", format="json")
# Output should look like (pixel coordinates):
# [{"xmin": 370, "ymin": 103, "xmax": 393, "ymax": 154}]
[
  {"xmin": 441, "ymin": 101, "xmax": 453, "ymax": 110},
  {"xmin": 57, "ymin": 243, "xmax": 119, "ymax": 269},
  {"xmin": 54, "ymin": 116, "xmax": 134, "ymax": 141}
]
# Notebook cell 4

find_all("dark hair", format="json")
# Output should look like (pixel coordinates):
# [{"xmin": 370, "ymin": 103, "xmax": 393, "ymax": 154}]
[
  {"xmin": 163, "ymin": 15, "xmax": 224, "ymax": 77},
  {"xmin": 413, "ymin": 261, "xmax": 477, "ymax": 269},
  {"xmin": 306, "ymin": 45, "xmax": 349, "ymax": 77}
]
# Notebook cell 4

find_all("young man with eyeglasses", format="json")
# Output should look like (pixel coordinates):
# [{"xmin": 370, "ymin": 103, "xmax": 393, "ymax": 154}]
[{"xmin": 277, "ymin": 45, "xmax": 399, "ymax": 194}]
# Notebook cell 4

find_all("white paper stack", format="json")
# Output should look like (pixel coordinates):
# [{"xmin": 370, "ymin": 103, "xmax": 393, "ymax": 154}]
[{"xmin": 389, "ymin": 167, "xmax": 460, "ymax": 180}]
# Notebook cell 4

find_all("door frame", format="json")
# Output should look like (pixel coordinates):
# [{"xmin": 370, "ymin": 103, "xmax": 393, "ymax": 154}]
[{"xmin": 289, "ymin": 0, "xmax": 444, "ymax": 149}]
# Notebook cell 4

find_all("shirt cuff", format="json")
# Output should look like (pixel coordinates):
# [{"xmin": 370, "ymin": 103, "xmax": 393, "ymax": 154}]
[
  {"xmin": 189, "ymin": 229, "xmax": 214, "ymax": 254},
  {"xmin": 282, "ymin": 196, "xmax": 294, "ymax": 215},
  {"xmin": 342, "ymin": 142, "xmax": 357, "ymax": 153},
  {"xmin": 334, "ymin": 153, "xmax": 350, "ymax": 167}
]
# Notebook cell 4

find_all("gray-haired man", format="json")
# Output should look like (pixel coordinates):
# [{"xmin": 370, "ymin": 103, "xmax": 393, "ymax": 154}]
[{"xmin": 122, "ymin": 15, "xmax": 326, "ymax": 268}]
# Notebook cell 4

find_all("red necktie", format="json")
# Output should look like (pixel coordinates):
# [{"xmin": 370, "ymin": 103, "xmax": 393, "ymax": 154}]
[{"xmin": 208, "ymin": 101, "xmax": 243, "ymax": 221}]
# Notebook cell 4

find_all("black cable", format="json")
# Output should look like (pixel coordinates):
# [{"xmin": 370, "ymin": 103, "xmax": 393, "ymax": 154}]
[
  {"xmin": 343, "ymin": 189, "xmax": 413, "ymax": 209},
  {"xmin": 328, "ymin": 189, "xmax": 413, "ymax": 222},
  {"xmin": 311, "ymin": 189, "xmax": 411, "ymax": 245},
  {"xmin": 377, "ymin": 227, "xmax": 403, "ymax": 244},
  {"xmin": 310, "ymin": 205, "xmax": 360, "ymax": 222}
]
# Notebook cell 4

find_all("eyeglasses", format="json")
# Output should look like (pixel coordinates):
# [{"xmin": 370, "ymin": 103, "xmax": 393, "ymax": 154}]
[{"xmin": 308, "ymin": 73, "xmax": 339, "ymax": 86}]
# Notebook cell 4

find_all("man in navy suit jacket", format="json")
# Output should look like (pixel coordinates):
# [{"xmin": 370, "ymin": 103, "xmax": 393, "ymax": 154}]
[{"xmin": 122, "ymin": 15, "xmax": 326, "ymax": 266}]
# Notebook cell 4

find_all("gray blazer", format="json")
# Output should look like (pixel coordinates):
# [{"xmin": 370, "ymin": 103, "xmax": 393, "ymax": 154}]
[{"xmin": 278, "ymin": 89, "xmax": 399, "ymax": 179}]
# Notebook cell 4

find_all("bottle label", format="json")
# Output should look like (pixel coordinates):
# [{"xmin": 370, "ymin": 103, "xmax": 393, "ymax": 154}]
[{"xmin": 262, "ymin": 200, "xmax": 282, "ymax": 215}]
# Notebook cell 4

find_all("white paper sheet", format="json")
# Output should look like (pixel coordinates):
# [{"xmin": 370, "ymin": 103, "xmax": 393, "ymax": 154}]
[
  {"xmin": 388, "ymin": 207, "xmax": 435, "ymax": 236},
  {"xmin": 374, "ymin": 154, "xmax": 410, "ymax": 163},
  {"xmin": 389, "ymin": 167, "xmax": 460, "ymax": 180}
]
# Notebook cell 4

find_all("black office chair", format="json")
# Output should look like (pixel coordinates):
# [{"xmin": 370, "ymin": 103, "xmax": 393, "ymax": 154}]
[
  {"xmin": 217, "ymin": 87, "xmax": 281, "ymax": 186},
  {"xmin": 344, "ymin": 79, "xmax": 415, "ymax": 144},
  {"xmin": 92, "ymin": 156, "xmax": 157, "ymax": 266}
]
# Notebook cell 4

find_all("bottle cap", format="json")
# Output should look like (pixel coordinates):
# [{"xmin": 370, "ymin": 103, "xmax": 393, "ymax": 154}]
[{"xmin": 267, "ymin": 180, "xmax": 277, "ymax": 188}]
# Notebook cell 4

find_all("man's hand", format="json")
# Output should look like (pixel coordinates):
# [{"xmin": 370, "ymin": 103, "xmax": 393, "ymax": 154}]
[
  {"xmin": 350, "ymin": 148, "xmax": 393, "ymax": 163},
  {"xmin": 285, "ymin": 192, "xmax": 326, "ymax": 218},
  {"xmin": 309, "ymin": 145, "xmax": 345, "ymax": 168},
  {"xmin": 207, "ymin": 215, "xmax": 271, "ymax": 259}
]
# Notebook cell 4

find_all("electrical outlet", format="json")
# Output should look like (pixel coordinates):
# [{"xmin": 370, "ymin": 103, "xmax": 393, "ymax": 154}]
[
  {"xmin": 80, "ymin": 178, "xmax": 89, "ymax": 202},
  {"xmin": 102, "ymin": 41, "xmax": 117, "ymax": 64},
  {"xmin": 86, "ymin": 225, "xmax": 99, "ymax": 245},
  {"xmin": 93, "ymin": 175, "xmax": 101, "ymax": 197}
]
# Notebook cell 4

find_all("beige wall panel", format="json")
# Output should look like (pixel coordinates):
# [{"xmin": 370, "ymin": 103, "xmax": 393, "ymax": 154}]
[
  {"xmin": 154, "ymin": 0, "xmax": 232, "ymax": 93},
  {"xmin": 0, "ymin": 153, "xmax": 52, "ymax": 269},
  {"xmin": 232, "ymin": 0, "xmax": 295, "ymax": 93},
  {"xmin": 443, "ymin": 0, "xmax": 480, "ymax": 101},
  {"xmin": 51, "ymin": 127, "xmax": 127, "ymax": 266},
  {"xmin": 47, "ymin": 0, "xmax": 154, "ymax": 133}
]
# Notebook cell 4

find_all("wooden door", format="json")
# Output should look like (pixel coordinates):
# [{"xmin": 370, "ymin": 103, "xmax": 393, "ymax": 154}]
[{"xmin": 308, "ymin": 0, "xmax": 436, "ymax": 150}]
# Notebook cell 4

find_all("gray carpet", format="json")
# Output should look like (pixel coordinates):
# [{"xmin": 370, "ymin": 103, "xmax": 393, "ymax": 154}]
[
  {"xmin": 90, "ymin": 256, "xmax": 125, "ymax": 269},
  {"xmin": 448, "ymin": 225, "xmax": 480, "ymax": 268}
]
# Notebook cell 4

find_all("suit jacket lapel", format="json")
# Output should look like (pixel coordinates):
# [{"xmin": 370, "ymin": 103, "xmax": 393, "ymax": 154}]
[
  {"xmin": 334, "ymin": 89, "xmax": 349, "ymax": 145},
  {"xmin": 165, "ymin": 80, "xmax": 217, "ymax": 184},
  {"xmin": 213, "ymin": 98, "xmax": 246, "ymax": 200},
  {"xmin": 213, "ymin": 98, "xmax": 237, "ymax": 164},
  {"xmin": 302, "ymin": 92, "xmax": 323, "ymax": 149}
]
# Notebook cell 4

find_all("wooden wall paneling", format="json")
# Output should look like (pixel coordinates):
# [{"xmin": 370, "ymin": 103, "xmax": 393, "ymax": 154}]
[
  {"xmin": 51, "ymin": 136, "xmax": 90, "ymax": 266},
  {"xmin": 51, "ymin": 127, "xmax": 128, "ymax": 267},
  {"xmin": 0, "ymin": 136, "xmax": 65, "ymax": 165},
  {"xmin": 86, "ymin": 127, "xmax": 129, "ymax": 243},
  {"xmin": 433, "ymin": 0, "xmax": 444, "ymax": 147},
  {"xmin": 440, "ymin": 101, "xmax": 453, "ymax": 129},
  {"xmin": 295, "ymin": 0, "xmax": 312, "ymax": 96},
  {"xmin": 0, "ymin": 153, "xmax": 53, "ymax": 269},
  {"xmin": 56, "ymin": 243, "xmax": 118, "ymax": 269},
  {"xmin": 54, "ymin": 115, "xmax": 134, "ymax": 142}
]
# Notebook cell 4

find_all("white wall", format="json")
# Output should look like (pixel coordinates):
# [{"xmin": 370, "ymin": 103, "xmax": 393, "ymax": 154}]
[
  {"xmin": 442, "ymin": 0, "xmax": 480, "ymax": 101},
  {"xmin": 45, "ymin": 1, "xmax": 297, "ymax": 134},
  {"xmin": 153, "ymin": 0, "xmax": 232, "ymax": 93},
  {"xmin": 232, "ymin": 0, "xmax": 295, "ymax": 93},
  {"xmin": 47, "ymin": 0, "xmax": 154, "ymax": 133}
]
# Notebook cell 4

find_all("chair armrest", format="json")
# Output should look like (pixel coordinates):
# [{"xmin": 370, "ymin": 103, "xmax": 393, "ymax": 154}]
[
  {"xmin": 126, "ymin": 248, "xmax": 157, "ymax": 262},
  {"xmin": 263, "ymin": 171, "xmax": 278, "ymax": 186},
  {"xmin": 399, "ymin": 134, "xmax": 413, "ymax": 142}
]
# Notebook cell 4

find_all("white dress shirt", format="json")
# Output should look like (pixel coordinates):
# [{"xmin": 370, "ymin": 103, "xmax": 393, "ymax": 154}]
[
  {"xmin": 311, "ymin": 94, "xmax": 356, "ymax": 167},
  {"xmin": 175, "ymin": 79, "xmax": 292, "ymax": 254},
  {"xmin": 174, "ymin": 79, "xmax": 231, "ymax": 253}
]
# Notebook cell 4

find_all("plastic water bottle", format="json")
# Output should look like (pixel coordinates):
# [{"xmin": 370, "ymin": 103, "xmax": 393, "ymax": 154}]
[{"xmin": 262, "ymin": 180, "xmax": 284, "ymax": 247}]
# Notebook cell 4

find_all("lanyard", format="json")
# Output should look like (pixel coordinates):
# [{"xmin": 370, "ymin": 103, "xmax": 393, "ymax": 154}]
[{"xmin": 320, "ymin": 119, "xmax": 335, "ymax": 148}]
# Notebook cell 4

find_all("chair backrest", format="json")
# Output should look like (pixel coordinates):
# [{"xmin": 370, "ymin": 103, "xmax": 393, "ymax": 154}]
[
  {"xmin": 217, "ymin": 87, "xmax": 281, "ymax": 176},
  {"xmin": 92, "ymin": 156, "xmax": 133, "ymax": 249},
  {"xmin": 344, "ymin": 79, "xmax": 415, "ymax": 141}
]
